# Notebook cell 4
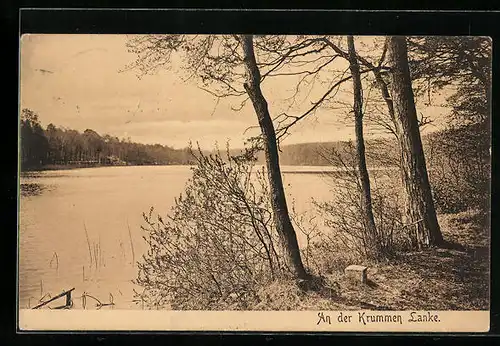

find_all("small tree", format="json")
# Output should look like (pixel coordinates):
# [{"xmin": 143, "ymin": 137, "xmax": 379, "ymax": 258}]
[{"xmin": 346, "ymin": 35, "xmax": 380, "ymax": 259}]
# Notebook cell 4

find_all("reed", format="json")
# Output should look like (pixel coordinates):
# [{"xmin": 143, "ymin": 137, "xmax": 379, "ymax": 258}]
[
  {"xmin": 127, "ymin": 219, "xmax": 136, "ymax": 264},
  {"xmin": 119, "ymin": 240, "xmax": 126, "ymax": 261},
  {"xmin": 83, "ymin": 221, "xmax": 93, "ymax": 268},
  {"xmin": 83, "ymin": 221, "xmax": 106, "ymax": 274},
  {"xmin": 49, "ymin": 251, "xmax": 59, "ymax": 273},
  {"xmin": 92, "ymin": 242, "xmax": 103, "ymax": 271}
]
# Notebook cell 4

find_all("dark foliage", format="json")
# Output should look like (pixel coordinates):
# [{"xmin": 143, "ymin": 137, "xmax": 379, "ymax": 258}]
[
  {"xmin": 20, "ymin": 109, "xmax": 195, "ymax": 170},
  {"xmin": 425, "ymin": 123, "xmax": 490, "ymax": 214}
]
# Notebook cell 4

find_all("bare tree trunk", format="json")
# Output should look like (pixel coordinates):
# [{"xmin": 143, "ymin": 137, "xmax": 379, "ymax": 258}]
[
  {"xmin": 387, "ymin": 36, "xmax": 444, "ymax": 249},
  {"xmin": 240, "ymin": 35, "xmax": 309, "ymax": 280},
  {"xmin": 347, "ymin": 36, "xmax": 380, "ymax": 258}
]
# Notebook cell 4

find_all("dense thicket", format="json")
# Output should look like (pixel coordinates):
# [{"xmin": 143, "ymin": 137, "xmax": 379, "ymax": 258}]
[
  {"xmin": 425, "ymin": 122, "xmax": 490, "ymax": 214},
  {"xmin": 408, "ymin": 37, "xmax": 491, "ymax": 215}
]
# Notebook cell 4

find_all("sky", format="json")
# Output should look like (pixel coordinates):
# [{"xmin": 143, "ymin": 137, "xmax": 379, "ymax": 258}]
[{"xmin": 20, "ymin": 34, "xmax": 452, "ymax": 149}]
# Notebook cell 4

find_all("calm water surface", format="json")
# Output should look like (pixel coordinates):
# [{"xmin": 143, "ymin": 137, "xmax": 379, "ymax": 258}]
[{"xmin": 19, "ymin": 165, "xmax": 333, "ymax": 309}]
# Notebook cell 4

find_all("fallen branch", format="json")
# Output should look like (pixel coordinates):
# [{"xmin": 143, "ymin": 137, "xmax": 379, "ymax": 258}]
[
  {"xmin": 32, "ymin": 288, "xmax": 75, "ymax": 309},
  {"xmin": 82, "ymin": 292, "xmax": 115, "ymax": 309}
]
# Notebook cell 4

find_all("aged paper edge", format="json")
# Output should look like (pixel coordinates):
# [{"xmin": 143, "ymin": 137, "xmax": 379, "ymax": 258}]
[{"xmin": 19, "ymin": 310, "xmax": 489, "ymax": 332}]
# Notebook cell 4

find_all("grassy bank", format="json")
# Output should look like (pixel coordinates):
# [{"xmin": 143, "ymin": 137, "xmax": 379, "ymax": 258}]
[{"xmin": 247, "ymin": 209, "xmax": 489, "ymax": 311}]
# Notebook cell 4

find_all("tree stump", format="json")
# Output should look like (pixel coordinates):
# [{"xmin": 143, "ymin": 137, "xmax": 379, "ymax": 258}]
[{"xmin": 345, "ymin": 265, "xmax": 368, "ymax": 284}]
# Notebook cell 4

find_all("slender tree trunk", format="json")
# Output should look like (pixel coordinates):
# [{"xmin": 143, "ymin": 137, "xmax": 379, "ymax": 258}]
[
  {"xmin": 240, "ymin": 35, "xmax": 309, "ymax": 280},
  {"xmin": 347, "ymin": 36, "xmax": 380, "ymax": 258},
  {"xmin": 387, "ymin": 36, "xmax": 444, "ymax": 249}
]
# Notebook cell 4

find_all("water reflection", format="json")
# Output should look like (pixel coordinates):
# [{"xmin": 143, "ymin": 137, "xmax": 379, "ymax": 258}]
[{"xmin": 20, "ymin": 183, "xmax": 53, "ymax": 197}]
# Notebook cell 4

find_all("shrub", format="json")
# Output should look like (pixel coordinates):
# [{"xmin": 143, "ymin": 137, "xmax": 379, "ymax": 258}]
[
  {"xmin": 135, "ymin": 145, "xmax": 287, "ymax": 310},
  {"xmin": 313, "ymin": 142, "xmax": 408, "ymax": 260}
]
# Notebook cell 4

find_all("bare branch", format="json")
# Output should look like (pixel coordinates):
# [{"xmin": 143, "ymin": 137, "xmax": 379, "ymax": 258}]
[{"xmin": 274, "ymin": 67, "xmax": 375, "ymax": 142}]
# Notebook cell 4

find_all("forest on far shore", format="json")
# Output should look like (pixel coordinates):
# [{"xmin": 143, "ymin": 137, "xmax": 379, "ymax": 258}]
[{"xmin": 19, "ymin": 109, "xmax": 194, "ymax": 169}]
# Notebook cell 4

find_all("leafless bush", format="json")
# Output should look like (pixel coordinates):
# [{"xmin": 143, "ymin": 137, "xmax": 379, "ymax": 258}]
[
  {"xmin": 290, "ymin": 203, "xmax": 357, "ymax": 275},
  {"xmin": 288, "ymin": 200, "xmax": 323, "ymax": 272},
  {"xmin": 135, "ymin": 144, "xmax": 287, "ymax": 310},
  {"xmin": 313, "ymin": 142, "xmax": 408, "ymax": 260}
]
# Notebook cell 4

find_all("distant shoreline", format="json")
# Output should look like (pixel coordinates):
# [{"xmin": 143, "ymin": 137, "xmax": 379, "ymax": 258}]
[
  {"xmin": 20, "ymin": 163, "xmax": 400, "ymax": 175},
  {"xmin": 21, "ymin": 163, "xmax": 188, "ymax": 173}
]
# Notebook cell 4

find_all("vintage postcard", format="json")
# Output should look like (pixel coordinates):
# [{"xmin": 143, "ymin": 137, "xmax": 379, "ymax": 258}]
[{"xmin": 18, "ymin": 34, "xmax": 491, "ymax": 332}]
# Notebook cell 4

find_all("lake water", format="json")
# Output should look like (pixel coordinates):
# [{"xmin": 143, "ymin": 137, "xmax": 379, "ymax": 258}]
[{"xmin": 18, "ymin": 165, "xmax": 334, "ymax": 309}]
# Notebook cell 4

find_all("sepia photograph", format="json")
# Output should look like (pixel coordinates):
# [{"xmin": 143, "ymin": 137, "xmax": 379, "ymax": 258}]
[{"xmin": 18, "ymin": 34, "xmax": 491, "ymax": 332}]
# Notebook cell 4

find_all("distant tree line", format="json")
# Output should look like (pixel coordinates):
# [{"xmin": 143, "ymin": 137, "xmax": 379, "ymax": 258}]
[
  {"xmin": 20, "ymin": 108, "xmax": 195, "ymax": 171},
  {"xmin": 253, "ymin": 140, "xmax": 399, "ymax": 167}
]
